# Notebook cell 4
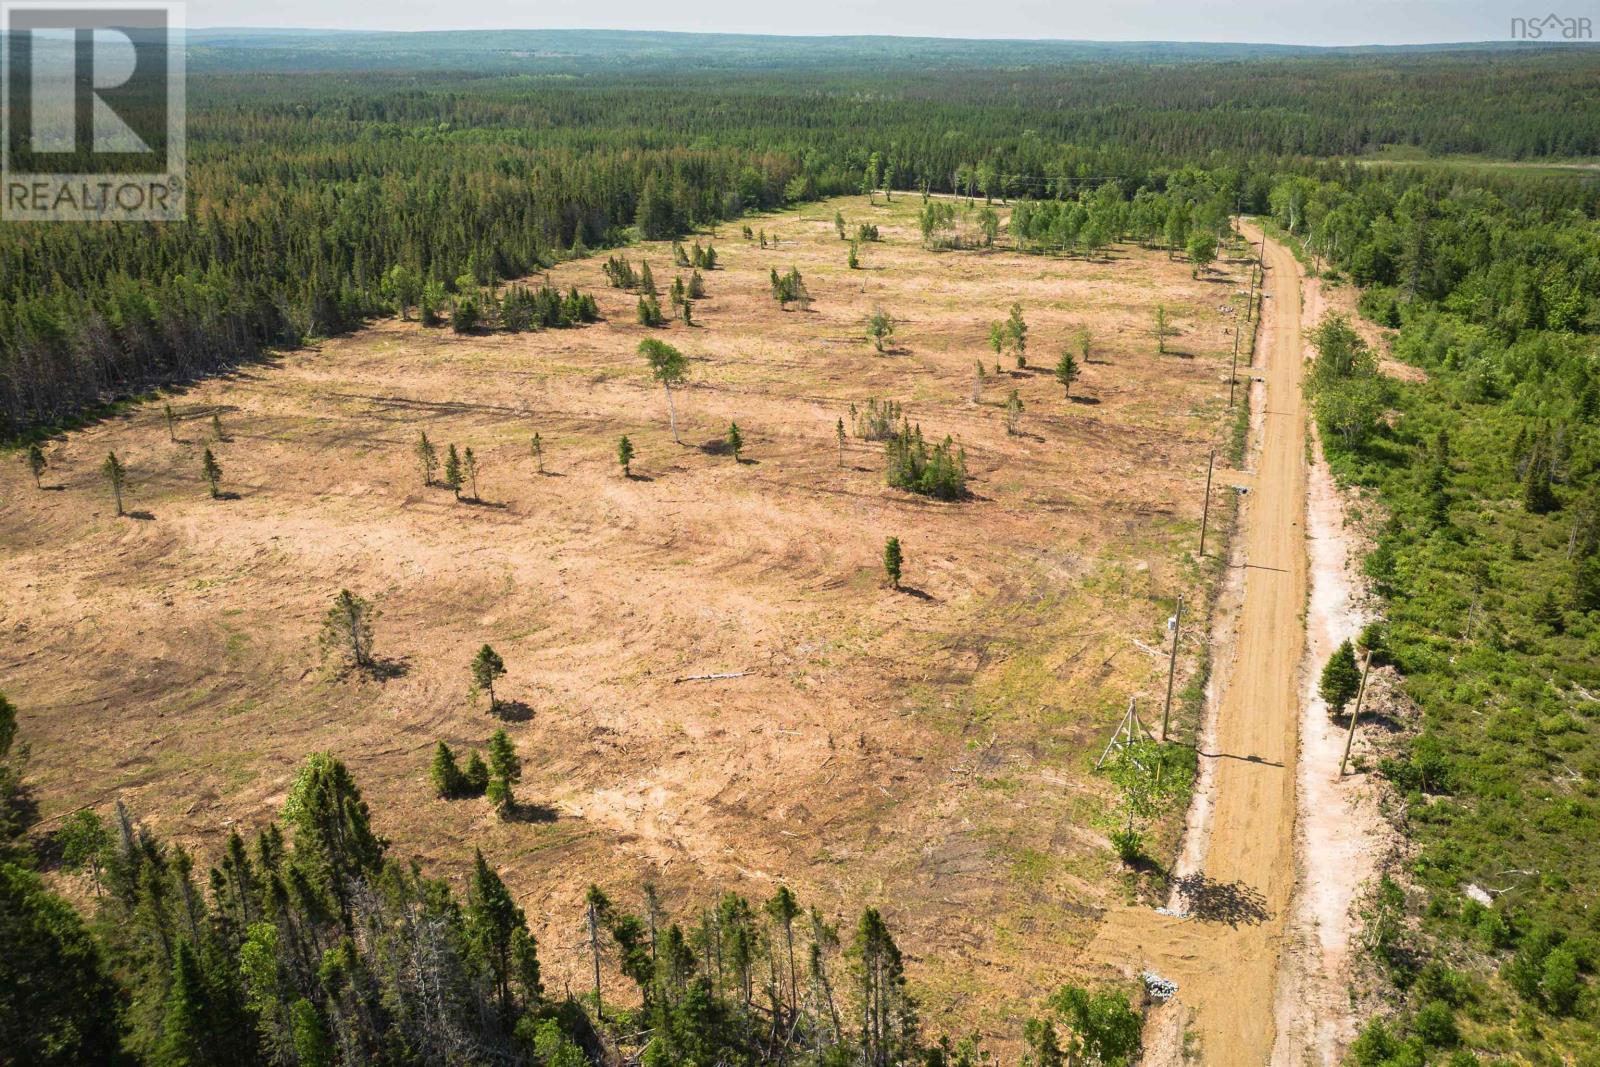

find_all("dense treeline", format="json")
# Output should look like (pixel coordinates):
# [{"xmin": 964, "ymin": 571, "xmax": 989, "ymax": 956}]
[
  {"xmin": 6, "ymin": 43, "xmax": 1600, "ymax": 434},
  {"xmin": 1274, "ymin": 163, "xmax": 1600, "ymax": 1061},
  {"xmin": 0, "ymin": 695, "xmax": 1141, "ymax": 1066}
]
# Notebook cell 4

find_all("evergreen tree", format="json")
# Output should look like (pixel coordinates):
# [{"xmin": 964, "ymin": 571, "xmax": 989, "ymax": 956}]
[
  {"xmin": 464, "ymin": 751, "xmax": 490, "ymax": 796},
  {"xmin": 463, "ymin": 446, "xmax": 480, "ymax": 502},
  {"xmin": 883, "ymin": 537, "xmax": 902, "ymax": 589},
  {"xmin": 467, "ymin": 849, "xmax": 540, "ymax": 1023},
  {"xmin": 585, "ymin": 885, "xmax": 612, "ymax": 1020},
  {"xmin": 415, "ymin": 431, "xmax": 438, "ymax": 486},
  {"xmin": 0, "ymin": 863, "xmax": 127, "ymax": 1066},
  {"xmin": 688, "ymin": 271, "xmax": 706, "ymax": 299},
  {"xmin": 1319, "ymin": 639, "xmax": 1362, "ymax": 715},
  {"xmin": 835, "ymin": 210, "xmax": 847, "ymax": 240},
  {"xmin": 618, "ymin": 435, "xmax": 635, "ymax": 478},
  {"xmin": 854, "ymin": 907, "xmax": 916, "ymax": 1067},
  {"xmin": 211, "ymin": 413, "xmax": 225, "ymax": 442},
  {"xmin": 1524, "ymin": 454, "xmax": 1557, "ymax": 514},
  {"xmin": 1155, "ymin": 305, "xmax": 1170, "ymax": 354},
  {"xmin": 430, "ymin": 741, "xmax": 465, "ymax": 797},
  {"xmin": 847, "ymin": 243, "xmax": 860, "ymax": 270},
  {"xmin": 726, "ymin": 421, "xmax": 743, "ymax": 461},
  {"xmin": 1534, "ymin": 588, "xmax": 1565, "ymax": 634},
  {"xmin": 164, "ymin": 403, "xmax": 177, "ymax": 442},
  {"xmin": 471, "ymin": 644, "xmax": 507, "ymax": 709},
  {"xmin": 25, "ymin": 443, "xmax": 44, "ymax": 488},
  {"xmin": 1055, "ymin": 351, "xmax": 1080, "ymax": 397},
  {"xmin": 102, "ymin": 451, "xmax": 126, "ymax": 517},
  {"xmin": 531, "ymin": 433, "xmax": 544, "ymax": 474},
  {"xmin": 637, "ymin": 294, "xmax": 665, "ymax": 327},
  {"xmin": 486, "ymin": 730, "xmax": 520, "ymax": 817},
  {"xmin": 320, "ymin": 589, "xmax": 377, "ymax": 671},
  {"xmin": 836, "ymin": 417, "xmax": 846, "ymax": 467},
  {"xmin": 201, "ymin": 448, "xmax": 223, "ymax": 499},
  {"xmin": 444, "ymin": 444, "xmax": 463, "ymax": 500},
  {"xmin": 289, "ymin": 999, "xmax": 333, "ymax": 1067}
]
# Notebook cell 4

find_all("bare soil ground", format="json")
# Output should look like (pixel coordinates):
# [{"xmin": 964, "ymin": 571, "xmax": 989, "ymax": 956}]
[{"xmin": 1, "ymin": 195, "xmax": 1246, "ymax": 1044}]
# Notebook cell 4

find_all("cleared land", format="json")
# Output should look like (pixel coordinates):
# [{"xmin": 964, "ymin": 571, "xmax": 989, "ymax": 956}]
[{"xmin": 2, "ymin": 195, "xmax": 1249, "ymax": 1041}]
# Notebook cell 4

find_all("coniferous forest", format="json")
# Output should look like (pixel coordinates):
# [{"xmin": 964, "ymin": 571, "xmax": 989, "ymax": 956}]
[{"xmin": 5, "ymin": 30, "xmax": 1600, "ymax": 1067}]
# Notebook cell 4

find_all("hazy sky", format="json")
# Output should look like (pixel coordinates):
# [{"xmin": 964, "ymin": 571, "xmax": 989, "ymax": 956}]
[{"xmin": 183, "ymin": 0, "xmax": 1576, "ymax": 46}]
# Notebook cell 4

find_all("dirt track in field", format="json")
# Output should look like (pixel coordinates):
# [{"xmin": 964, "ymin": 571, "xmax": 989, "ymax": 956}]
[
  {"xmin": 1092, "ymin": 225, "xmax": 1311, "ymax": 1063},
  {"xmin": 1, "ymin": 196, "xmax": 1249, "ymax": 1046}
]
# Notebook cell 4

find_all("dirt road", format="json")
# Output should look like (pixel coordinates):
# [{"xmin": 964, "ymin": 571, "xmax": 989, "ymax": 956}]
[{"xmin": 1092, "ymin": 225, "xmax": 1309, "ymax": 1063}]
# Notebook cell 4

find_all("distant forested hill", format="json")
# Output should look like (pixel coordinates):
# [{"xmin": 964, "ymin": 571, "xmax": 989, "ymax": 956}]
[{"xmin": 2, "ymin": 36, "xmax": 1598, "ymax": 435}]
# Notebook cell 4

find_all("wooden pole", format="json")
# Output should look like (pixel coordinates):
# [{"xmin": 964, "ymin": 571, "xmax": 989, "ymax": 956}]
[
  {"xmin": 1339, "ymin": 651, "xmax": 1374, "ymax": 777},
  {"xmin": 1229, "ymin": 325, "xmax": 1242, "ymax": 407},
  {"xmin": 1161, "ymin": 595, "xmax": 1184, "ymax": 741},
  {"xmin": 1199, "ymin": 451, "xmax": 1216, "ymax": 557}
]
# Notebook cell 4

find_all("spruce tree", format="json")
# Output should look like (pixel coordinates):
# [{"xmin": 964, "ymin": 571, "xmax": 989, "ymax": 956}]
[
  {"xmin": 835, "ymin": 210, "xmax": 846, "ymax": 240},
  {"xmin": 1524, "ymin": 456, "xmax": 1557, "ymax": 514},
  {"xmin": 1054, "ymin": 351, "xmax": 1079, "ymax": 398},
  {"xmin": 464, "ymin": 446, "xmax": 480, "ymax": 502},
  {"xmin": 883, "ymin": 537, "xmax": 902, "ymax": 589},
  {"xmin": 102, "ymin": 451, "xmax": 126, "ymax": 517},
  {"xmin": 836, "ymin": 418, "xmax": 846, "ymax": 467},
  {"xmin": 855, "ymin": 907, "xmax": 915, "ymax": 1067},
  {"xmin": 618, "ymin": 435, "xmax": 635, "ymax": 478},
  {"xmin": 444, "ymin": 444, "xmax": 463, "ymax": 500},
  {"xmin": 726, "ymin": 421, "xmax": 743, "ymax": 461},
  {"xmin": 202, "ymin": 448, "xmax": 223, "ymax": 498},
  {"xmin": 1155, "ymin": 305, "xmax": 1169, "ymax": 354},
  {"xmin": 688, "ymin": 270, "xmax": 706, "ymax": 299},
  {"xmin": 211, "ymin": 413, "xmax": 225, "ymax": 441},
  {"xmin": 164, "ymin": 402, "xmax": 177, "ymax": 441},
  {"xmin": 486, "ymin": 729, "xmax": 520, "ymax": 817},
  {"xmin": 1534, "ymin": 588, "xmax": 1565, "ymax": 634},
  {"xmin": 471, "ymin": 644, "xmax": 507, "ymax": 710},
  {"xmin": 464, "ymin": 751, "xmax": 490, "ymax": 796},
  {"xmin": 25, "ymin": 444, "xmax": 45, "ymax": 488},
  {"xmin": 531, "ymin": 433, "xmax": 544, "ymax": 474},
  {"xmin": 320, "ymin": 589, "xmax": 377, "ymax": 671},
  {"xmin": 415, "ymin": 431, "xmax": 438, "ymax": 486},
  {"xmin": 467, "ymin": 849, "xmax": 539, "ymax": 1022},
  {"xmin": 430, "ymin": 741, "xmax": 464, "ymax": 797},
  {"xmin": 1319, "ymin": 639, "xmax": 1362, "ymax": 715},
  {"xmin": 847, "ymin": 243, "xmax": 860, "ymax": 270}
]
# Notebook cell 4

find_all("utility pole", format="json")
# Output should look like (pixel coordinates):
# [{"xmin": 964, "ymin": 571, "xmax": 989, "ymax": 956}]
[
  {"xmin": 1339, "ymin": 650, "xmax": 1375, "ymax": 777},
  {"xmin": 1199, "ymin": 451, "xmax": 1216, "ymax": 557},
  {"xmin": 1160, "ymin": 595, "xmax": 1184, "ymax": 741},
  {"xmin": 1229, "ymin": 324, "xmax": 1242, "ymax": 407}
]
